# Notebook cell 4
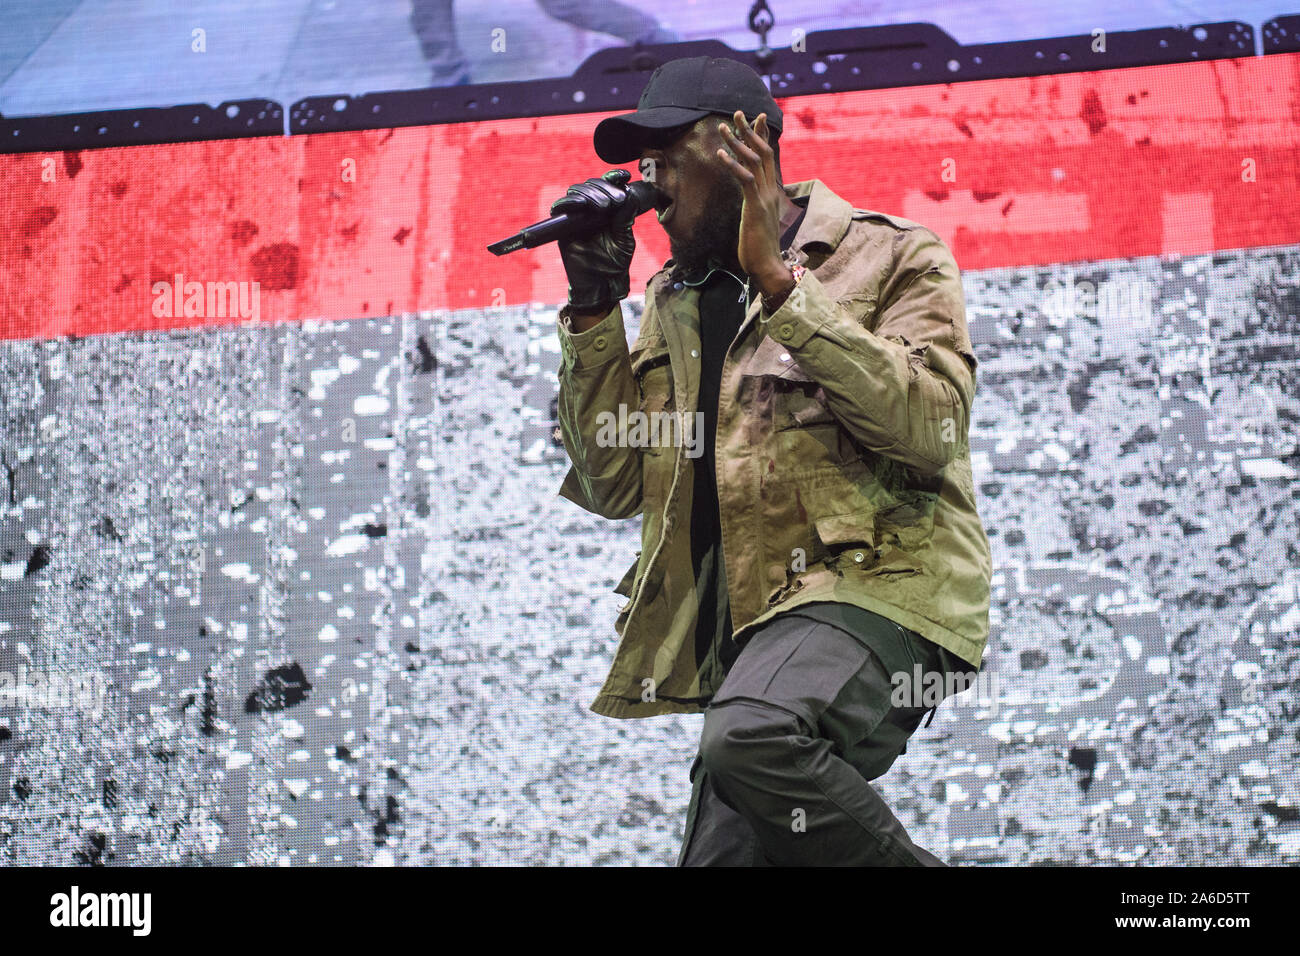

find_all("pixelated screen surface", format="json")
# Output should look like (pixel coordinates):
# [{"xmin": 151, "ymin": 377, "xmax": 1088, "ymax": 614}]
[
  {"xmin": 1, "ymin": 53, "xmax": 1298, "ymax": 864},
  {"xmin": 0, "ymin": 0, "xmax": 1281, "ymax": 116}
]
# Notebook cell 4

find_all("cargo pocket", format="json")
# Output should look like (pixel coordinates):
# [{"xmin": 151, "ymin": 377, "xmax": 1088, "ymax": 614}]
[
  {"xmin": 874, "ymin": 488, "xmax": 939, "ymax": 552},
  {"xmin": 635, "ymin": 365, "xmax": 673, "ymax": 416},
  {"xmin": 740, "ymin": 334, "xmax": 836, "ymax": 431},
  {"xmin": 830, "ymin": 624, "xmax": 936, "ymax": 781},
  {"xmin": 813, "ymin": 509, "xmax": 877, "ymax": 569},
  {"xmin": 639, "ymin": 445, "xmax": 672, "ymax": 533},
  {"xmin": 887, "ymin": 623, "xmax": 947, "ymax": 762},
  {"xmin": 631, "ymin": 343, "xmax": 672, "ymax": 414},
  {"xmin": 849, "ymin": 701, "xmax": 930, "ymax": 781},
  {"xmin": 632, "ymin": 350, "xmax": 674, "ymax": 509},
  {"xmin": 710, "ymin": 615, "xmax": 872, "ymax": 734},
  {"xmin": 838, "ymin": 289, "xmax": 879, "ymax": 330}
]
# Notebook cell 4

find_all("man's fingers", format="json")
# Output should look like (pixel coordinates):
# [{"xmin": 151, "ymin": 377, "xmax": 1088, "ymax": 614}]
[
  {"xmin": 719, "ymin": 121, "xmax": 763, "ymax": 173},
  {"xmin": 735, "ymin": 112, "xmax": 779, "ymax": 188},
  {"xmin": 749, "ymin": 113, "xmax": 777, "ymax": 182},
  {"xmin": 554, "ymin": 178, "xmax": 623, "ymax": 216},
  {"xmin": 716, "ymin": 147, "xmax": 757, "ymax": 187},
  {"xmin": 736, "ymin": 111, "xmax": 774, "ymax": 158},
  {"xmin": 721, "ymin": 111, "xmax": 778, "ymax": 189}
]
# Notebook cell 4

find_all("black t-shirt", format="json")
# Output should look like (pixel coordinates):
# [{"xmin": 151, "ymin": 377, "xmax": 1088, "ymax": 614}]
[{"xmin": 686, "ymin": 203, "xmax": 807, "ymax": 676}]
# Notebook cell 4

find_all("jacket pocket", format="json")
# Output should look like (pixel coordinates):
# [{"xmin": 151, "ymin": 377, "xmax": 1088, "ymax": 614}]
[
  {"xmin": 636, "ymin": 365, "xmax": 674, "ymax": 419},
  {"xmin": 633, "ymin": 347, "xmax": 676, "ymax": 453},
  {"xmin": 639, "ymin": 438, "xmax": 672, "ymax": 515},
  {"xmin": 812, "ymin": 502, "xmax": 933, "ymax": 574},
  {"xmin": 837, "ymin": 290, "xmax": 879, "ymax": 330},
  {"xmin": 628, "ymin": 344, "xmax": 675, "ymax": 513},
  {"xmin": 740, "ymin": 334, "xmax": 835, "ymax": 431},
  {"xmin": 630, "ymin": 340, "xmax": 671, "ymax": 383},
  {"xmin": 873, "ymin": 488, "xmax": 939, "ymax": 551},
  {"xmin": 813, "ymin": 510, "xmax": 877, "ymax": 568}
]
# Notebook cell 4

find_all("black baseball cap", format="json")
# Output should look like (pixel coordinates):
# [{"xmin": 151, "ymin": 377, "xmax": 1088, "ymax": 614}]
[{"xmin": 593, "ymin": 56, "xmax": 783, "ymax": 164}]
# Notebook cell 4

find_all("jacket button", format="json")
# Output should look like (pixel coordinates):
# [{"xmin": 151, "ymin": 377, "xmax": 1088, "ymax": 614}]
[
  {"xmin": 690, "ymin": 349, "xmax": 699, "ymax": 358},
  {"xmin": 779, "ymin": 324, "xmax": 794, "ymax": 340},
  {"xmin": 593, "ymin": 335, "xmax": 607, "ymax": 351},
  {"xmin": 853, "ymin": 551, "xmax": 865, "ymax": 563}
]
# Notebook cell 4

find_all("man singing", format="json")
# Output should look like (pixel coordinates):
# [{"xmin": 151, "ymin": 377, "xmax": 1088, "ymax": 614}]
[{"xmin": 551, "ymin": 55, "xmax": 992, "ymax": 865}]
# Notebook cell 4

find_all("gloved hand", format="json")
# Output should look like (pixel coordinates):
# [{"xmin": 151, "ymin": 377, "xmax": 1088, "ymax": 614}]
[{"xmin": 551, "ymin": 169, "xmax": 637, "ymax": 314}]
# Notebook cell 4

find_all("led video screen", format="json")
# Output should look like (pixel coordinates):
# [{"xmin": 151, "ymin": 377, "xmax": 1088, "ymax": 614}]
[{"xmin": 1, "ymin": 51, "xmax": 1298, "ymax": 866}]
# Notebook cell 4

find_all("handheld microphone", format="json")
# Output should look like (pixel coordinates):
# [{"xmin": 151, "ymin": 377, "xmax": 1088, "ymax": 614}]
[{"xmin": 487, "ymin": 173, "xmax": 659, "ymax": 256}]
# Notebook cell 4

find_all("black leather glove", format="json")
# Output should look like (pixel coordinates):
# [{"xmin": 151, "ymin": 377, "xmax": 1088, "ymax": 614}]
[{"xmin": 551, "ymin": 169, "xmax": 637, "ymax": 314}]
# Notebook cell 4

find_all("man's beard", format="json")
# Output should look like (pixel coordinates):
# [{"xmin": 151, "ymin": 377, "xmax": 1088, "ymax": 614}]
[{"xmin": 669, "ymin": 173, "xmax": 744, "ymax": 277}]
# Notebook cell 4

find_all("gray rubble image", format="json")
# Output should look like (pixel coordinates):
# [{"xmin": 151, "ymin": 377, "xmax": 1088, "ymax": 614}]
[{"xmin": 0, "ymin": 245, "xmax": 1297, "ymax": 865}]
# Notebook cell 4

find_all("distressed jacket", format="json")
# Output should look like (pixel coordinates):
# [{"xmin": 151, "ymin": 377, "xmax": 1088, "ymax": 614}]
[{"xmin": 555, "ymin": 178, "xmax": 992, "ymax": 719}]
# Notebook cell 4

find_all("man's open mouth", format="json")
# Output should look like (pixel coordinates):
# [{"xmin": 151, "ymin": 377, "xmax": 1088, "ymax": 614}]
[{"xmin": 656, "ymin": 196, "xmax": 675, "ymax": 224}]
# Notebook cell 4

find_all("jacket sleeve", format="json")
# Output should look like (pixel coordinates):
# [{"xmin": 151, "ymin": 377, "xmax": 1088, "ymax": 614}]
[
  {"xmin": 760, "ymin": 225, "xmax": 978, "ymax": 477},
  {"xmin": 554, "ymin": 302, "xmax": 644, "ymax": 519}
]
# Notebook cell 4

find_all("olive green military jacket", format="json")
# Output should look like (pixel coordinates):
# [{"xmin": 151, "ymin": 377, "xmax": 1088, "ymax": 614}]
[{"xmin": 555, "ymin": 178, "xmax": 992, "ymax": 719}]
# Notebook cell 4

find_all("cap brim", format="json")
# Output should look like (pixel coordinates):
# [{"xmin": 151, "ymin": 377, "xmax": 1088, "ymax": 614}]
[{"xmin": 593, "ymin": 106, "xmax": 712, "ymax": 164}]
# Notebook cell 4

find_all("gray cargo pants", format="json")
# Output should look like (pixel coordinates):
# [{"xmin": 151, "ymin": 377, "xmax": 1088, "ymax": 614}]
[{"xmin": 677, "ymin": 609, "xmax": 957, "ymax": 866}]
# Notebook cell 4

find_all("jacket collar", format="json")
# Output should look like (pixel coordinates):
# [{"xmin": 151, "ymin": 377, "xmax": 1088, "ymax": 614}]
[
  {"xmin": 663, "ymin": 179, "xmax": 854, "ymax": 283},
  {"xmin": 782, "ymin": 178, "xmax": 855, "ymax": 257}
]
